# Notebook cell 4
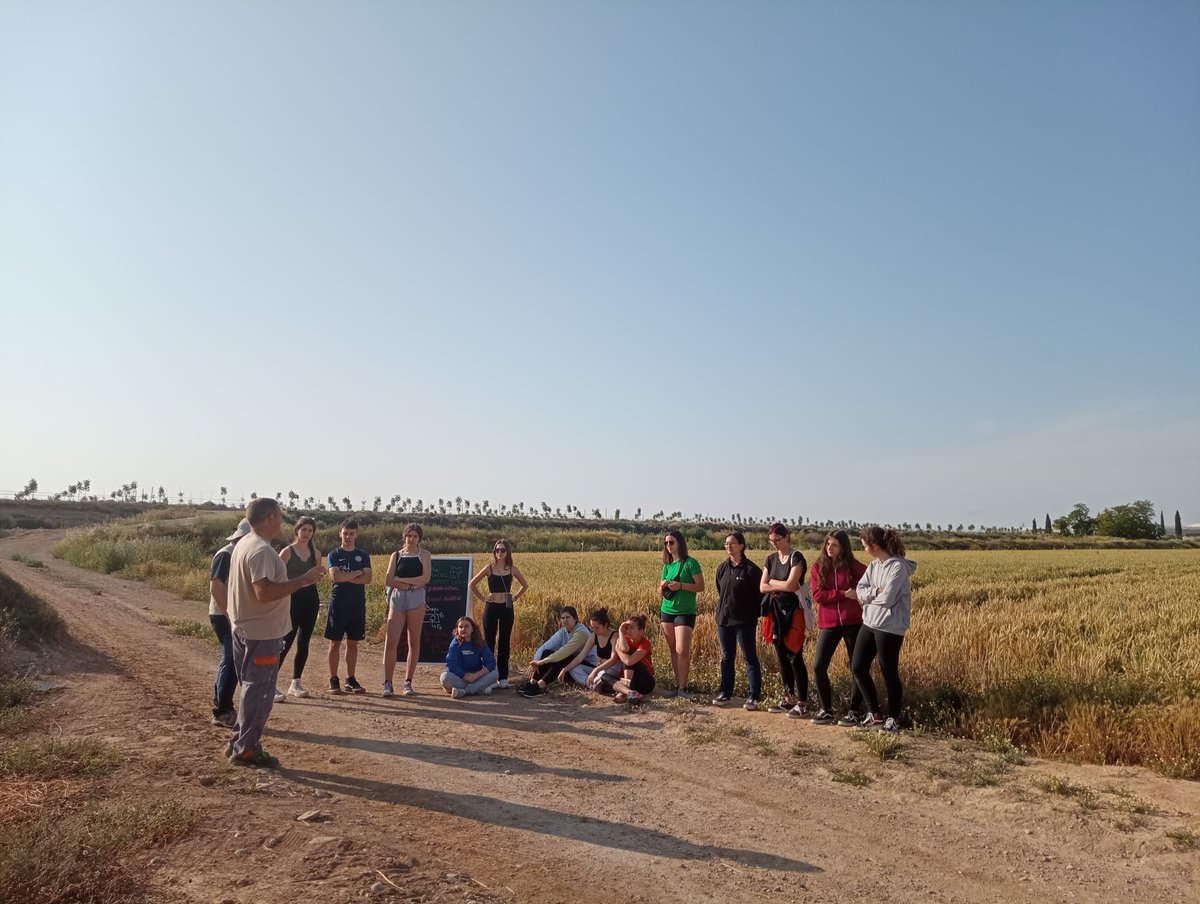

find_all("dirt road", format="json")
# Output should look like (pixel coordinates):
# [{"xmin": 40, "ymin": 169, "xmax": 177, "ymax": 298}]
[{"xmin": 2, "ymin": 529, "xmax": 1197, "ymax": 903}]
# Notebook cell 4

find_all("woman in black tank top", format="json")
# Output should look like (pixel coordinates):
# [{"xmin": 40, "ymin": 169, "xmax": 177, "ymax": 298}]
[
  {"xmin": 582, "ymin": 609, "xmax": 622, "ymax": 693},
  {"xmin": 469, "ymin": 539, "xmax": 529, "ymax": 688}
]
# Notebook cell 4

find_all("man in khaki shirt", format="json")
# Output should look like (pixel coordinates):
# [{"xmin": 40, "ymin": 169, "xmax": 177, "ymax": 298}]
[{"xmin": 225, "ymin": 498, "xmax": 325, "ymax": 768}]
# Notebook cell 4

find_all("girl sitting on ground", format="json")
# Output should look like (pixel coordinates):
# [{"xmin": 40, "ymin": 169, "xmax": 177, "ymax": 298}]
[
  {"xmin": 440, "ymin": 617, "xmax": 499, "ymax": 699},
  {"xmin": 576, "ymin": 609, "xmax": 621, "ymax": 693},
  {"xmin": 612, "ymin": 614, "xmax": 655, "ymax": 704},
  {"xmin": 519, "ymin": 606, "xmax": 593, "ymax": 697}
]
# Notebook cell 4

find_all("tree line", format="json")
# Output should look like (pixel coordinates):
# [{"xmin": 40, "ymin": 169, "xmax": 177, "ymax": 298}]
[{"xmin": 1039, "ymin": 501, "xmax": 1184, "ymax": 540}]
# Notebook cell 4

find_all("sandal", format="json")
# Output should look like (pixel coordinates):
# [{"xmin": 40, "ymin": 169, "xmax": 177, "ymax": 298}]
[{"xmin": 613, "ymin": 693, "xmax": 628, "ymax": 704}]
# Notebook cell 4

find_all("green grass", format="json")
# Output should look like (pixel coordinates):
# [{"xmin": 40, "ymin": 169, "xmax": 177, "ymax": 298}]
[
  {"xmin": 10, "ymin": 554, "xmax": 46, "ymax": 568},
  {"xmin": 0, "ymin": 570, "xmax": 64, "ymax": 643},
  {"xmin": 1033, "ymin": 774, "xmax": 1100, "ymax": 808},
  {"xmin": 0, "ymin": 801, "xmax": 195, "ymax": 904},
  {"xmin": 832, "ymin": 767, "xmax": 871, "ymax": 787},
  {"xmin": 0, "ymin": 737, "xmax": 121, "ymax": 780},
  {"xmin": 850, "ymin": 729, "xmax": 906, "ymax": 761}
]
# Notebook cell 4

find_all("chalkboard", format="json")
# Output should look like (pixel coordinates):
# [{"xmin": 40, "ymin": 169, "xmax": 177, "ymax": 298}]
[{"xmin": 396, "ymin": 556, "xmax": 472, "ymax": 665}]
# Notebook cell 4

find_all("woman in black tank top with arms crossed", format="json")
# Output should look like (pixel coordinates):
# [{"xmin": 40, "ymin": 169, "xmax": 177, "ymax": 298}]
[{"xmin": 469, "ymin": 539, "xmax": 528, "ymax": 689}]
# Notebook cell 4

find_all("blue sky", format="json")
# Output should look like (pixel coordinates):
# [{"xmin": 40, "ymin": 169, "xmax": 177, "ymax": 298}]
[{"xmin": 2, "ymin": 1, "xmax": 1197, "ymax": 527}]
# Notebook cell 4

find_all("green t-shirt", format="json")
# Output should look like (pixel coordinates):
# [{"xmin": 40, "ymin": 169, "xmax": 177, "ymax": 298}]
[{"xmin": 660, "ymin": 557, "xmax": 702, "ymax": 616}]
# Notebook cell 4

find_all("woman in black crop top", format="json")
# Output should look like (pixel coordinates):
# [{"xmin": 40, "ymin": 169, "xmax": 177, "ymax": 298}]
[
  {"xmin": 580, "ymin": 609, "xmax": 621, "ymax": 693},
  {"xmin": 469, "ymin": 539, "xmax": 529, "ymax": 688}
]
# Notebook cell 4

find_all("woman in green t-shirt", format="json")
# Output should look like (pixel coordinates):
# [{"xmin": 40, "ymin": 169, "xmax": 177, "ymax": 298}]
[{"xmin": 659, "ymin": 528, "xmax": 705, "ymax": 698}]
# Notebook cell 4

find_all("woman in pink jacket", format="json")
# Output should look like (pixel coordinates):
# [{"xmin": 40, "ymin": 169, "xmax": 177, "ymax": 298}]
[{"xmin": 808, "ymin": 530, "xmax": 868, "ymax": 726}]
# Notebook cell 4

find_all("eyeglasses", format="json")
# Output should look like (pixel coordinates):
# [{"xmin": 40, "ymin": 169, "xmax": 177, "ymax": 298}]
[
  {"xmin": 494, "ymin": 548, "xmax": 507, "ymax": 553},
  {"xmin": 664, "ymin": 540, "xmax": 677, "ymax": 546},
  {"xmin": 768, "ymin": 536, "xmax": 783, "ymax": 543}
]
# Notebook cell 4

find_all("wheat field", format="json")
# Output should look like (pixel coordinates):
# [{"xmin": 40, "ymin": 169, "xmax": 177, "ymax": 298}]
[{"xmin": 53, "ymin": 528, "xmax": 1200, "ymax": 778}]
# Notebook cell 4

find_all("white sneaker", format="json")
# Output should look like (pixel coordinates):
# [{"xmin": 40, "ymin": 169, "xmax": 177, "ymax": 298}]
[
  {"xmin": 402, "ymin": 681, "xmax": 415, "ymax": 696},
  {"xmin": 381, "ymin": 680, "xmax": 394, "ymax": 698},
  {"xmin": 451, "ymin": 687, "xmax": 466, "ymax": 699},
  {"xmin": 881, "ymin": 717, "xmax": 901, "ymax": 733},
  {"xmin": 498, "ymin": 679, "xmax": 509, "ymax": 689},
  {"xmin": 273, "ymin": 690, "xmax": 286, "ymax": 703},
  {"xmin": 287, "ymin": 679, "xmax": 309, "ymax": 699}
]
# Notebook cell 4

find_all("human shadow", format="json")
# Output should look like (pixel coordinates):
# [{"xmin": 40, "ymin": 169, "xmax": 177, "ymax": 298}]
[
  {"xmin": 269, "ymin": 727, "xmax": 629, "ymax": 783},
  {"xmin": 289, "ymin": 693, "xmax": 657, "ymax": 741},
  {"xmin": 285, "ymin": 768, "xmax": 818, "ymax": 874}
]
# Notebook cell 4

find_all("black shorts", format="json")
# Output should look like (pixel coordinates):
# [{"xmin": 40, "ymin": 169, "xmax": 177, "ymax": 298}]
[
  {"xmin": 324, "ymin": 600, "xmax": 366, "ymax": 642},
  {"xmin": 660, "ymin": 611, "xmax": 696, "ymax": 628},
  {"xmin": 628, "ymin": 661, "xmax": 656, "ymax": 695}
]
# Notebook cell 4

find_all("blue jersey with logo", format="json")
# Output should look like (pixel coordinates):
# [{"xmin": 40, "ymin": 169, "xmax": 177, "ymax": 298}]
[{"xmin": 328, "ymin": 547, "xmax": 369, "ymax": 608}]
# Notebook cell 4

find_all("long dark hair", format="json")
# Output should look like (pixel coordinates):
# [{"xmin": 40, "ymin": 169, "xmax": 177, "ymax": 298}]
[
  {"xmin": 813, "ymin": 529, "xmax": 859, "ymax": 584},
  {"xmin": 860, "ymin": 526, "xmax": 906, "ymax": 557},
  {"xmin": 492, "ymin": 539, "xmax": 513, "ymax": 569},
  {"xmin": 293, "ymin": 516, "xmax": 318, "ymax": 562},
  {"xmin": 662, "ymin": 529, "xmax": 689, "ymax": 564}
]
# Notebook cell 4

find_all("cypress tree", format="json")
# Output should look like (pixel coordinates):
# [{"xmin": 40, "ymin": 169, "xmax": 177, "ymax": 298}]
[
  {"xmin": 1160, "ymin": 510, "xmax": 1166, "ymax": 536},
  {"xmin": 1032, "ymin": 517, "xmax": 1038, "ymax": 532},
  {"xmin": 1045, "ymin": 513, "xmax": 1052, "ymax": 532},
  {"xmin": 1176, "ymin": 510, "xmax": 1184, "ymax": 540}
]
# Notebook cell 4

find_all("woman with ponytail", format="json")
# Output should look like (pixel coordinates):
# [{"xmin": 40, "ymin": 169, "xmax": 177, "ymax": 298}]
[
  {"xmin": 851, "ymin": 527, "xmax": 916, "ymax": 733},
  {"xmin": 809, "ymin": 530, "xmax": 867, "ymax": 726}
]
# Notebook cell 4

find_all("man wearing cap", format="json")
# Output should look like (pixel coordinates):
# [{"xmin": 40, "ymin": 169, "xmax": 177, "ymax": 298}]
[
  {"xmin": 225, "ymin": 498, "xmax": 326, "ymax": 768},
  {"xmin": 209, "ymin": 517, "xmax": 252, "ymax": 728}
]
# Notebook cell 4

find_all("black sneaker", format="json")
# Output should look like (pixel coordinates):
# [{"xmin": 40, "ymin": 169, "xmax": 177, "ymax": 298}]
[
  {"xmin": 518, "ymin": 682, "xmax": 543, "ymax": 698},
  {"xmin": 329, "ymin": 676, "xmax": 344, "ymax": 695},
  {"xmin": 711, "ymin": 693, "xmax": 731, "ymax": 706},
  {"xmin": 810, "ymin": 709, "xmax": 836, "ymax": 725},
  {"xmin": 766, "ymin": 698, "xmax": 795, "ymax": 714},
  {"xmin": 344, "ymin": 676, "xmax": 366, "ymax": 694},
  {"xmin": 837, "ymin": 711, "xmax": 861, "ymax": 727}
]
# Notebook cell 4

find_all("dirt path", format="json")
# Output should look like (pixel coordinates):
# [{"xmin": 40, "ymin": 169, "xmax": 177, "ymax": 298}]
[{"xmin": 3, "ymin": 529, "xmax": 1198, "ymax": 903}]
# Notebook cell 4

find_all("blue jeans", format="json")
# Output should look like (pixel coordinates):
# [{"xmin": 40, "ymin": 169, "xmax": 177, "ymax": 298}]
[
  {"xmin": 718, "ymin": 621, "xmax": 762, "ymax": 700},
  {"xmin": 210, "ymin": 614, "xmax": 237, "ymax": 716}
]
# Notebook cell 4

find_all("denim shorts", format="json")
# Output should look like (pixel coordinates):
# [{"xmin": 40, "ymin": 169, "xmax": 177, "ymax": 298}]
[{"xmin": 388, "ymin": 586, "xmax": 427, "ymax": 613}]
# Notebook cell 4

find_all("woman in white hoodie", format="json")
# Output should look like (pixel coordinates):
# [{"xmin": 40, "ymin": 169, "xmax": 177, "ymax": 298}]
[{"xmin": 851, "ymin": 527, "xmax": 916, "ymax": 733}]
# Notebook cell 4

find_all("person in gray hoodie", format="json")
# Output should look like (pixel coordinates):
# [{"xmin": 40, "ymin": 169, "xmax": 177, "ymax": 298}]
[{"xmin": 851, "ymin": 526, "xmax": 917, "ymax": 733}]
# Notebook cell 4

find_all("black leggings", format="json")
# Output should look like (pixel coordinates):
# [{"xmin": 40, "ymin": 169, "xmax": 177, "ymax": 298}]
[
  {"xmin": 813, "ymin": 624, "xmax": 864, "ymax": 713},
  {"xmin": 280, "ymin": 586, "xmax": 320, "ymax": 681},
  {"xmin": 532, "ymin": 661, "xmax": 568, "ymax": 685},
  {"xmin": 850, "ymin": 627, "xmax": 904, "ymax": 720},
  {"xmin": 773, "ymin": 639, "xmax": 808, "ymax": 701},
  {"xmin": 484, "ymin": 602, "xmax": 515, "ymax": 680}
]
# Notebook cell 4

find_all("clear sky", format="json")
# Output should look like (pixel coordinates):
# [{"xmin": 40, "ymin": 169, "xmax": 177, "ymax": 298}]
[{"xmin": 2, "ymin": 1, "xmax": 1197, "ymax": 528}]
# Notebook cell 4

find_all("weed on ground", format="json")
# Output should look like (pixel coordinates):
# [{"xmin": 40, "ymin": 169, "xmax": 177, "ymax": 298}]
[
  {"xmin": 0, "ymin": 738, "xmax": 121, "ymax": 781},
  {"xmin": 0, "ymin": 800, "xmax": 195, "ymax": 904},
  {"xmin": 832, "ymin": 767, "xmax": 871, "ymax": 787}
]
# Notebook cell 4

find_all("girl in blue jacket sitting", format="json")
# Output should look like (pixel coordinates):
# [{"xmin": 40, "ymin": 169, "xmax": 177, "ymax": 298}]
[{"xmin": 440, "ymin": 617, "xmax": 500, "ymax": 699}]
